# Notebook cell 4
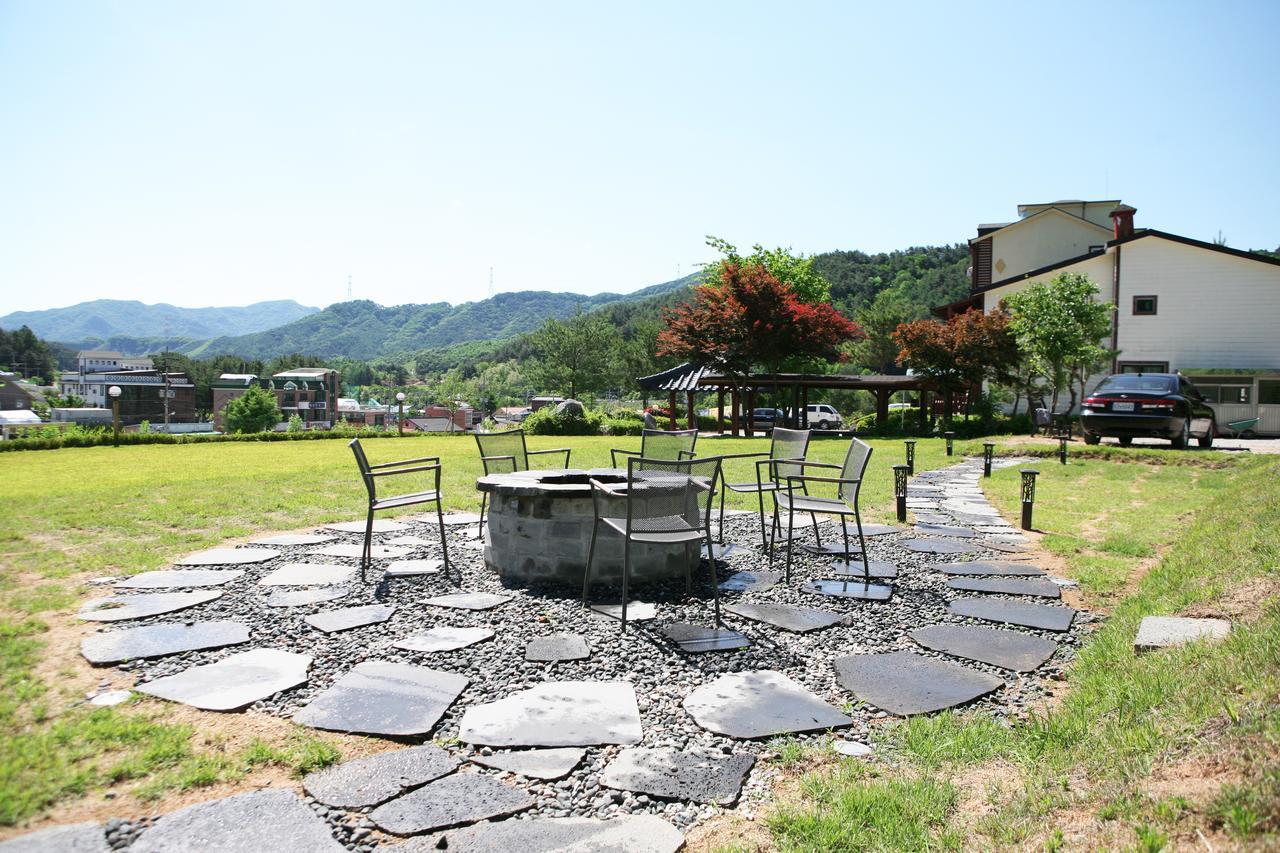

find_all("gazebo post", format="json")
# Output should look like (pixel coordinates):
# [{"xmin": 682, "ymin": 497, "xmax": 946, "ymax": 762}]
[
  {"xmin": 918, "ymin": 389, "xmax": 930, "ymax": 432},
  {"xmin": 745, "ymin": 389, "xmax": 756, "ymax": 437},
  {"xmin": 667, "ymin": 390, "xmax": 678, "ymax": 430},
  {"xmin": 875, "ymin": 388, "xmax": 890, "ymax": 428},
  {"xmin": 801, "ymin": 385, "xmax": 809, "ymax": 429},
  {"xmin": 731, "ymin": 387, "xmax": 740, "ymax": 437},
  {"xmin": 717, "ymin": 388, "xmax": 726, "ymax": 434},
  {"xmin": 686, "ymin": 390, "xmax": 696, "ymax": 431},
  {"xmin": 791, "ymin": 383, "xmax": 800, "ymax": 429}
]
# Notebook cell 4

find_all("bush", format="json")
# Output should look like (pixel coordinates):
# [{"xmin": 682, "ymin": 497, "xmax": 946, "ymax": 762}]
[
  {"xmin": 287, "ymin": 414, "xmax": 304, "ymax": 433},
  {"xmin": 223, "ymin": 386, "xmax": 281, "ymax": 434},
  {"xmin": 523, "ymin": 405, "xmax": 605, "ymax": 436},
  {"xmin": 0, "ymin": 424, "xmax": 405, "ymax": 453}
]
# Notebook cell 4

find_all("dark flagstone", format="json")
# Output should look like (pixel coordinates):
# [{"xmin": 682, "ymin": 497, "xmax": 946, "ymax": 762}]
[
  {"xmin": 424, "ymin": 592, "xmax": 511, "ymax": 611},
  {"xmin": 827, "ymin": 522, "xmax": 904, "ymax": 537},
  {"xmin": 384, "ymin": 535, "xmax": 435, "ymax": 547},
  {"xmin": 910, "ymin": 624, "xmax": 1059, "ymax": 672},
  {"xmin": 0, "ymin": 821, "xmax": 108, "ymax": 852},
  {"xmin": 985, "ymin": 541, "xmax": 1033, "ymax": 554},
  {"xmin": 394, "ymin": 627, "xmax": 495, "ymax": 653},
  {"xmin": 115, "ymin": 569, "xmax": 245, "ymax": 589},
  {"xmin": 130, "ymin": 788, "xmax": 344, "ymax": 853},
  {"xmin": 719, "ymin": 570, "xmax": 781, "ymax": 593},
  {"xmin": 459, "ymin": 681, "xmax": 643, "ymax": 747},
  {"xmin": 914, "ymin": 523, "xmax": 979, "ymax": 538},
  {"xmin": 702, "ymin": 542, "xmax": 746, "ymax": 560},
  {"xmin": 177, "ymin": 547, "xmax": 279, "ymax": 566},
  {"xmin": 78, "ymin": 590, "xmax": 222, "ymax": 622},
  {"xmin": 293, "ymin": 661, "xmax": 468, "ymax": 736},
  {"xmin": 662, "ymin": 623, "xmax": 751, "ymax": 653},
  {"xmin": 949, "ymin": 597, "xmax": 1076, "ymax": 632},
  {"xmin": 470, "ymin": 747, "xmax": 587, "ymax": 780},
  {"xmin": 833, "ymin": 651, "xmax": 1003, "ymax": 716},
  {"xmin": 937, "ymin": 560, "xmax": 1047, "ymax": 577},
  {"xmin": 325, "ymin": 519, "xmax": 407, "ymax": 533},
  {"xmin": 137, "ymin": 648, "xmax": 311, "ymax": 711},
  {"xmin": 900, "ymin": 538, "xmax": 981, "ymax": 555},
  {"xmin": 310, "ymin": 543, "xmax": 411, "ymax": 560},
  {"xmin": 946, "ymin": 576, "xmax": 1062, "ymax": 598},
  {"xmin": 803, "ymin": 579, "xmax": 893, "ymax": 601},
  {"xmin": 724, "ymin": 602, "xmax": 847, "ymax": 633},
  {"xmin": 682, "ymin": 670, "xmax": 852, "ymax": 739},
  {"xmin": 370, "ymin": 773, "xmax": 535, "ymax": 835},
  {"xmin": 589, "ymin": 601, "xmax": 657, "ymax": 622},
  {"xmin": 265, "ymin": 586, "xmax": 350, "ymax": 607},
  {"xmin": 833, "ymin": 559, "xmax": 898, "ymax": 579},
  {"xmin": 526, "ymin": 633, "xmax": 591, "ymax": 662},
  {"xmin": 800, "ymin": 542, "xmax": 864, "ymax": 557},
  {"xmin": 601, "ymin": 747, "xmax": 755, "ymax": 805},
  {"xmin": 249, "ymin": 533, "xmax": 336, "ymax": 547},
  {"xmin": 426, "ymin": 815, "xmax": 685, "ymax": 853},
  {"xmin": 258, "ymin": 563, "xmax": 354, "ymax": 587},
  {"xmin": 81, "ymin": 620, "xmax": 250, "ymax": 665},
  {"xmin": 302, "ymin": 744, "xmax": 459, "ymax": 808},
  {"xmin": 912, "ymin": 513, "xmax": 952, "ymax": 524},
  {"xmin": 305, "ymin": 604, "xmax": 396, "ymax": 634},
  {"xmin": 440, "ymin": 512, "xmax": 484, "ymax": 525}
]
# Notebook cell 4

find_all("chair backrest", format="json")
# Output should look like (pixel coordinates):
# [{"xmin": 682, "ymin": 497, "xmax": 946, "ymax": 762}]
[
  {"xmin": 474, "ymin": 428, "xmax": 529, "ymax": 474},
  {"xmin": 838, "ymin": 436, "xmax": 873, "ymax": 503},
  {"xmin": 639, "ymin": 428, "xmax": 698, "ymax": 462},
  {"xmin": 769, "ymin": 427, "xmax": 811, "ymax": 482},
  {"xmin": 625, "ymin": 455, "xmax": 722, "ymax": 533},
  {"xmin": 348, "ymin": 439, "xmax": 377, "ymax": 500}
]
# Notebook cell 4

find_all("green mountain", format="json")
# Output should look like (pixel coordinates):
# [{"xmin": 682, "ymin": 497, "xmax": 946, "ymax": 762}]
[{"xmin": 0, "ymin": 299, "xmax": 319, "ymax": 343}]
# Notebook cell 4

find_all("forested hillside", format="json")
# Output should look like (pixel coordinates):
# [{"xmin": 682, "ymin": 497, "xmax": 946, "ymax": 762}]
[{"xmin": 0, "ymin": 299, "xmax": 318, "ymax": 342}]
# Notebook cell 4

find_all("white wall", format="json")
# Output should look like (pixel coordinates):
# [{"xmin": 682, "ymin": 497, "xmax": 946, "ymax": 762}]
[
  {"xmin": 988, "ymin": 211, "xmax": 1111, "ymax": 283},
  {"xmin": 983, "ymin": 253, "xmax": 1114, "ymax": 310}
]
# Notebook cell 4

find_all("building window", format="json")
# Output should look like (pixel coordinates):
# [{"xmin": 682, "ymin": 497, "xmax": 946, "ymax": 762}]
[
  {"xmin": 1118, "ymin": 361, "xmax": 1168, "ymax": 374},
  {"xmin": 1133, "ymin": 295, "xmax": 1158, "ymax": 315}
]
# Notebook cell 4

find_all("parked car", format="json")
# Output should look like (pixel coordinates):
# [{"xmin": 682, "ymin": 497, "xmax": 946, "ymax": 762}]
[
  {"xmin": 1080, "ymin": 373, "xmax": 1216, "ymax": 449},
  {"xmin": 805, "ymin": 403, "xmax": 844, "ymax": 430},
  {"xmin": 750, "ymin": 407, "xmax": 786, "ymax": 425}
]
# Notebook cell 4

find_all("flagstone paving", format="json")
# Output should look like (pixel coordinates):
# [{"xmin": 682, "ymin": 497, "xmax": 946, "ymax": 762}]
[
  {"xmin": 258, "ymin": 563, "xmax": 354, "ymax": 586},
  {"xmin": 81, "ymin": 620, "xmax": 250, "ymax": 665},
  {"xmin": 470, "ymin": 747, "xmax": 587, "ymax": 780},
  {"xmin": 423, "ymin": 815, "xmax": 686, "ymax": 852},
  {"xmin": 913, "ymin": 523, "xmax": 979, "ymax": 538},
  {"xmin": 424, "ymin": 592, "xmax": 511, "ymax": 610},
  {"xmin": 724, "ymin": 601, "xmax": 847, "ymax": 633},
  {"xmin": 683, "ymin": 670, "xmax": 852, "ymax": 738},
  {"xmin": 900, "ymin": 538, "xmax": 982, "ymax": 555},
  {"xmin": 601, "ymin": 747, "xmax": 755, "ymax": 805},
  {"xmin": 138, "ymin": 648, "xmax": 311, "ymax": 711},
  {"xmin": 832, "ymin": 559, "xmax": 898, "ymax": 579},
  {"xmin": 910, "ymin": 624, "xmax": 1059, "ymax": 672},
  {"xmin": 946, "ymin": 576, "xmax": 1062, "ymax": 598},
  {"xmin": 370, "ymin": 773, "xmax": 535, "ymax": 835},
  {"xmin": 115, "ymin": 569, "xmax": 245, "ymax": 589},
  {"xmin": 77, "ymin": 590, "xmax": 223, "ymax": 622},
  {"xmin": 661, "ymin": 623, "xmax": 751, "ymax": 653},
  {"xmin": 325, "ymin": 519, "xmax": 408, "ymax": 533},
  {"xmin": 394, "ymin": 626, "xmax": 495, "ymax": 653},
  {"xmin": 130, "ymin": 788, "xmax": 344, "ymax": 853},
  {"xmin": 177, "ymin": 547, "xmax": 279, "ymax": 566},
  {"xmin": 0, "ymin": 821, "xmax": 108, "ymax": 852},
  {"xmin": 294, "ymin": 662, "xmax": 468, "ymax": 736},
  {"xmin": 834, "ymin": 650, "xmax": 1004, "ymax": 716},
  {"xmin": 384, "ymin": 559, "xmax": 443, "ymax": 577},
  {"xmin": 249, "ymin": 533, "xmax": 336, "ymax": 547},
  {"xmin": 803, "ymin": 578, "xmax": 893, "ymax": 601},
  {"xmin": 525, "ymin": 633, "xmax": 591, "ymax": 661},
  {"xmin": 310, "ymin": 543, "xmax": 412, "ymax": 560},
  {"xmin": 304, "ymin": 603, "xmax": 396, "ymax": 634},
  {"xmin": 937, "ymin": 559, "xmax": 1047, "ymax": 576},
  {"xmin": 950, "ymin": 597, "xmax": 1077, "ymax": 632},
  {"xmin": 459, "ymin": 681, "xmax": 643, "ymax": 747},
  {"xmin": 718, "ymin": 569, "xmax": 781, "ymax": 592},
  {"xmin": 302, "ymin": 744, "xmax": 459, "ymax": 808},
  {"xmin": 264, "ymin": 586, "xmax": 350, "ymax": 607}
]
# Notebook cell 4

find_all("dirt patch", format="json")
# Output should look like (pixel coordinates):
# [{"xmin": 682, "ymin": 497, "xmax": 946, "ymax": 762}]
[
  {"xmin": 1182, "ymin": 576, "xmax": 1280, "ymax": 625},
  {"xmin": 686, "ymin": 813, "xmax": 775, "ymax": 852}
]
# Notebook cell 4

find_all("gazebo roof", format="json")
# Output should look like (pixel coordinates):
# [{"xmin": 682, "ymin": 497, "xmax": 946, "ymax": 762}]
[
  {"xmin": 636, "ymin": 363, "xmax": 716, "ymax": 392},
  {"xmin": 637, "ymin": 363, "xmax": 924, "ymax": 393}
]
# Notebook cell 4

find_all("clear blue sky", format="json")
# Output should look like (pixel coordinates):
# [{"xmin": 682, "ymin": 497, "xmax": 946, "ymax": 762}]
[{"xmin": 2, "ymin": 1, "xmax": 1277, "ymax": 312}]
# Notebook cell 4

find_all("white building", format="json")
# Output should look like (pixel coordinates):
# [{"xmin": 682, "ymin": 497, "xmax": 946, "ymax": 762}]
[
  {"xmin": 59, "ymin": 350, "xmax": 157, "ymax": 407},
  {"xmin": 936, "ymin": 200, "xmax": 1280, "ymax": 434}
]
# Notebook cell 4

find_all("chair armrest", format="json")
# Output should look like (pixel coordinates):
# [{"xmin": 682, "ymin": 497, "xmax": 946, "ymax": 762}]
[
  {"xmin": 589, "ymin": 478, "xmax": 627, "ymax": 496},
  {"xmin": 783, "ymin": 474, "xmax": 861, "ymax": 486},
  {"xmin": 368, "ymin": 455, "xmax": 440, "ymax": 470},
  {"xmin": 528, "ymin": 448, "xmax": 571, "ymax": 467},
  {"xmin": 611, "ymin": 447, "xmax": 639, "ymax": 467},
  {"xmin": 718, "ymin": 451, "xmax": 770, "ymax": 461},
  {"xmin": 370, "ymin": 463, "xmax": 442, "ymax": 478},
  {"xmin": 480, "ymin": 454, "xmax": 517, "ymax": 475}
]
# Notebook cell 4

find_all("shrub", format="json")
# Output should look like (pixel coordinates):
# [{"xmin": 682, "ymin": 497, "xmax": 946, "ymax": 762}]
[
  {"xmin": 286, "ymin": 414, "xmax": 304, "ymax": 433},
  {"xmin": 223, "ymin": 387, "xmax": 281, "ymax": 434},
  {"xmin": 523, "ymin": 405, "xmax": 604, "ymax": 436}
]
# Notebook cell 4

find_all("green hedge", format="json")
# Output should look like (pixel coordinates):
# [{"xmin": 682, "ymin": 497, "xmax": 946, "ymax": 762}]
[{"xmin": 0, "ymin": 426, "xmax": 415, "ymax": 453}]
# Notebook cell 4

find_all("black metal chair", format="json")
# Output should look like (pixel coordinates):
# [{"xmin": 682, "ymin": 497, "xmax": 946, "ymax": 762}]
[
  {"xmin": 609, "ymin": 428, "xmax": 698, "ymax": 468},
  {"xmin": 771, "ymin": 436, "xmax": 874, "ymax": 583},
  {"xmin": 582, "ymin": 455, "xmax": 723, "ymax": 631},
  {"xmin": 349, "ymin": 439, "xmax": 449, "ymax": 582},
  {"xmin": 717, "ymin": 426, "xmax": 811, "ymax": 549},
  {"xmin": 473, "ymin": 428, "xmax": 571, "ymax": 536}
]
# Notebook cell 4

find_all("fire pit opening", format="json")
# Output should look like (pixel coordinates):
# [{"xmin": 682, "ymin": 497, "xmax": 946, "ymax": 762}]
[{"xmin": 537, "ymin": 472, "xmax": 626, "ymax": 487}]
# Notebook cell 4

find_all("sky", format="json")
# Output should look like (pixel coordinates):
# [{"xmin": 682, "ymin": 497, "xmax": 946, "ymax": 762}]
[{"xmin": 2, "ymin": 1, "xmax": 1278, "ymax": 313}]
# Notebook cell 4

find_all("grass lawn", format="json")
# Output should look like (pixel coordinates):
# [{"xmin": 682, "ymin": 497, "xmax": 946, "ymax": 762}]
[
  {"xmin": 763, "ymin": 447, "xmax": 1280, "ymax": 851},
  {"xmin": 0, "ymin": 433, "xmax": 954, "ymax": 828}
]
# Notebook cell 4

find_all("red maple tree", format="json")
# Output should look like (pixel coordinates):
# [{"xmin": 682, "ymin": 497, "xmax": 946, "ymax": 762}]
[{"xmin": 891, "ymin": 308, "xmax": 1019, "ymax": 416}]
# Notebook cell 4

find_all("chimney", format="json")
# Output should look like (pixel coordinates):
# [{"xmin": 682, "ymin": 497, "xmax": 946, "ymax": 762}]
[{"xmin": 1109, "ymin": 203, "xmax": 1137, "ymax": 239}]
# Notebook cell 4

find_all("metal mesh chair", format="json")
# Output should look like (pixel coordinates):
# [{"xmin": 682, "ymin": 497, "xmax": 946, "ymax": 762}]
[
  {"xmin": 349, "ymin": 439, "xmax": 449, "ymax": 582},
  {"xmin": 610, "ymin": 428, "xmax": 698, "ymax": 469},
  {"xmin": 474, "ymin": 428, "xmax": 571, "ymax": 535},
  {"xmin": 717, "ymin": 427, "xmax": 811, "ymax": 549},
  {"xmin": 771, "ymin": 436, "xmax": 874, "ymax": 582},
  {"xmin": 582, "ymin": 455, "xmax": 723, "ymax": 631}
]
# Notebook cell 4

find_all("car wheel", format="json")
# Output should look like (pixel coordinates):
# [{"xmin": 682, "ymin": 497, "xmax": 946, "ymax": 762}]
[
  {"xmin": 1198, "ymin": 423, "xmax": 1214, "ymax": 449},
  {"xmin": 1083, "ymin": 432, "xmax": 1101, "ymax": 445},
  {"xmin": 1172, "ymin": 420, "xmax": 1190, "ymax": 450},
  {"xmin": 817, "ymin": 420, "xmax": 830, "ymax": 430},
  {"xmin": 1118, "ymin": 437, "xmax": 1133, "ymax": 447}
]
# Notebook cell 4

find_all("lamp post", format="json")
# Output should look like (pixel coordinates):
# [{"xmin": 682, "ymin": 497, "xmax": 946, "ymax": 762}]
[
  {"xmin": 944, "ymin": 430, "xmax": 956, "ymax": 456},
  {"xmin": 893, "ymin": 464, "xmax": 910, "ymax": 522},
  {"xmin": 1020, "ymin": 468, "xmax": 1039, "ymax": 531},
  {"xmin": 903, "ymin": 440, "xmax": 916, "ymax": 476},
  {"xmin": 983, "ymin": 441, "xmax": 995, "ymax": 478},
  {"xmin": 1058, "ymin": 434, "xmax": 1068, "ymax": 465},
  {"xmin": 108, "ymin": 385, "xmax": 122, "ymax": 447},
  {"xmin": 396, "ymin": 392, "xmax": 406, "ymax": 437}
]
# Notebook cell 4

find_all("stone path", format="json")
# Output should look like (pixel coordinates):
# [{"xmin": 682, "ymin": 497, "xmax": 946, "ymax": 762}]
[{"xmin": 36, "ymin": 457, "xmax": 1095, "ymax": 851}]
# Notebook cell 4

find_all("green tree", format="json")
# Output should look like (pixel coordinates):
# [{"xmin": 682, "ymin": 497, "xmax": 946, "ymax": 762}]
[
  {"xmin": 851, "ymin": 291, "xmax": 914, "ymax": 373},
  {"xmin": 222, "ymin": 385, "xmax": 281, "ymax": 433},
  {"xmin": 703, "ymin": 236, "xmax": 831, "ymax": 303},
  {"xmin": 526, "ymin": 310, "xmax": 622, "ymax": 400},
  {"xmin": 1004, "ymin": 273, "xmax": 1115, "ymax": 414}
]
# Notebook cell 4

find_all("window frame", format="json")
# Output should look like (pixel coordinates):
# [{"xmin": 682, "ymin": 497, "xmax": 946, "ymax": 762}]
[
  {"xmin": 1117, "ymin": 361, "xmax": 1169, "ymax": 374},
  {"xmin": 1132, "ymin": 295, "xmax": 1158, "ymax": 316}
]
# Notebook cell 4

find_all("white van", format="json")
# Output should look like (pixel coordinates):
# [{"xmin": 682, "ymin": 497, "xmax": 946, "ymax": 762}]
[{"xmin": 806, "ymin": 404, "xmax": 844, "ymax": 430}]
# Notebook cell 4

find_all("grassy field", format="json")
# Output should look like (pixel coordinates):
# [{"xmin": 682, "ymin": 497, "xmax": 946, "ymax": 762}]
[
  {"xmin": 0, "ymin": 433, "xmax": 955, "ymax": 828},
  {"xmin": 762, "ymin": 448, "xmax": 1280, "ymax": 851}
]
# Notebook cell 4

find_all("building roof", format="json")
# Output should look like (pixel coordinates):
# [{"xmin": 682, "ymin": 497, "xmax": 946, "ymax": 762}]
[
  {"xmin": 636, "ymin": 363, "xmax": 715, "ymax": 392},
  {"xmin": 1015, "ymin": 199, "xmax": 1121, "ymax": 217},
  {"xmin": 273, "ymin": 368, "xmax": 334, "ymax": 378},
  {"xmin": 0, "ymin": 409, "xmax": 41, "ymax": 424},
  {"xmin": 969, "ymin": 205, "xmax": 1112, "ymax": 245},
  {"xmin": 76, "ymin": 349, "xmax": 123, "ymax": 359},
  {"xmin": 1110, "ymin": 229, "xmax": 1280, "ymax": 268}
]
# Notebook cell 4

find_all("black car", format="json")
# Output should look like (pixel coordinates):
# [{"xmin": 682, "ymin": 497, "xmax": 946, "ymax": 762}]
[
  {"xmin": 750, "ymin": 407, "xmax": 786, "ymax": 425},
  {"xmin": 1080, "ymin": 373, "xmax": 1216, "ymax": 449}
]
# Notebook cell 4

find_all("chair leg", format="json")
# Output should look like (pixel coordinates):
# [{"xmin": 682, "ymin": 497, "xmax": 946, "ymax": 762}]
[
  {"xmin": 582, "ymin": 519, "xmax": 600, "ymax": 608},
  {"xmin": 478, "ymin": 493, "xmax": 488, "ymax": 540},
  {"xmin": 435, "ymin": 500, "xmax": 451, "ymax": 582},
  {"xmin": 756, "ymin": 488, "xmax": 768, "ymax": 552},
  {"xmin": 620, "ymin": 537, "xmax": 631, "ymax": 632},
  {"xmin": 706, "ymin": 528, "xmax": 722, "ymax": 627},
  {"xmin": 718, "ymin": 483, "xmax": 727, "ymax": 545},
  {"xmin": 361, "ymin": 506, "xmax": 375, "ymax": 584},
  {"xmin": 785, "ymin": 505, "xmax": 796, "ymax": 584},
  {"xmin": 810, "ymin": 512, "xmax": 823, "ymax": 547},
  {"xmin": 767, "ymin": 498, "xmax": 780, "ymax": 564},
  {"xmin": 684, "ymin": 542, "xmax": 693, "ymax": 596},
  {"xmin": 840, "ymin": 515, "xmax": 855, "ymax": 590},
  {"xmin": 853, "ymin": 503, "xmax": 870, "ymax": 582}
]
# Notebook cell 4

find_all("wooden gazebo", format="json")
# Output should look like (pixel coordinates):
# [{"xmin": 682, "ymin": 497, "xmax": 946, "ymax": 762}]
[{"xmin": 636, "ymin": 363, "xmax": 930, "ymax": 436}]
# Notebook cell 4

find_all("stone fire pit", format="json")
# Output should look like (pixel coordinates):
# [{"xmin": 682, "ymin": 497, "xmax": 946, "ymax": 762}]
[{"xmin": 477, "ymin": 469, "xmax": 701, "ymax": 586}]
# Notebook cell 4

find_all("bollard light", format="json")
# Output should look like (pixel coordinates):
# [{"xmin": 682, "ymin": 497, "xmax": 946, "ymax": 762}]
[
  {"xmin": 1020, "ymin": 468, "xmax": 1039, "ymax": 531},
  {"xmin": 1058, "ymin": 434, "xmax": 1068, "ymax": 465},
  {"xmin": 944, "ymin": 430, "xmax": 956, "ymax": 456},
  {"xmin": 983, "ymin": 441, "xmax": 995, "ymax": 478},
  {"xmin": 108, "ymin": 385, "xmax": 122, "ymax": 447},
  {"xmin": 904, "ymin": 439, "xmax": 916, "ymax": 476},
  {"xmin": 893, "ymin": 464, "xmax": 910, "ymax": 522},
  {"xmin": 396, "ymin": 392, "xmax": 406, "ymax": 437}
]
